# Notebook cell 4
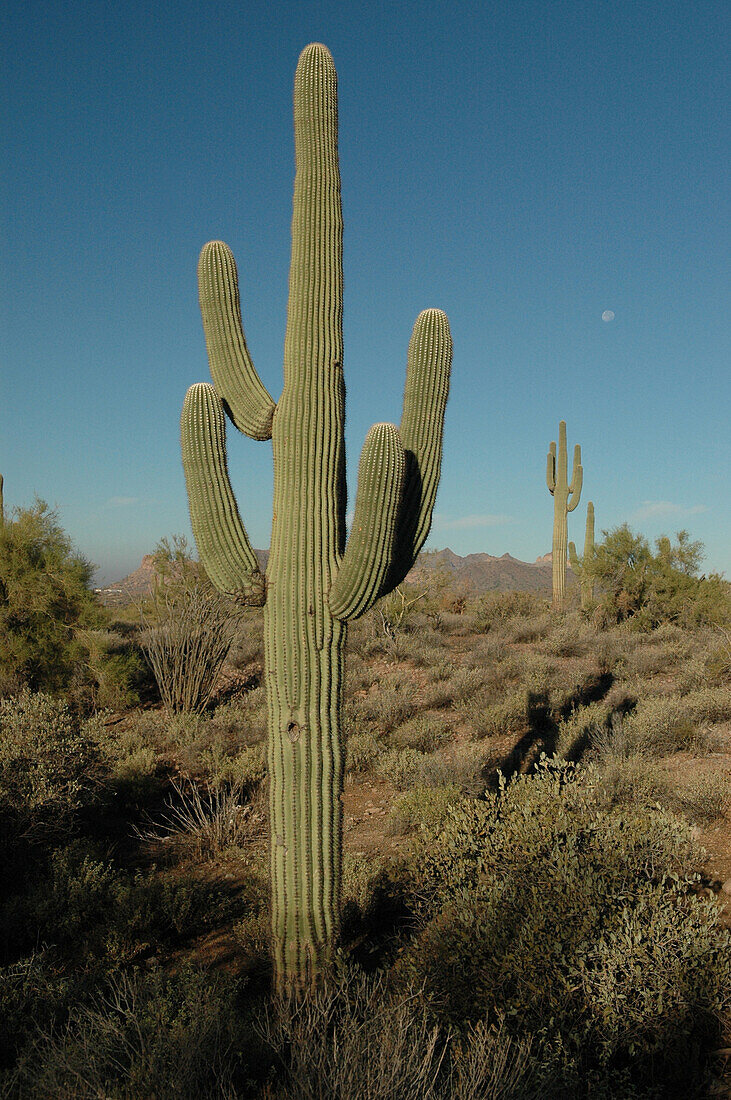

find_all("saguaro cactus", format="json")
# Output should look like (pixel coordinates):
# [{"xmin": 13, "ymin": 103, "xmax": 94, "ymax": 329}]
[
  {"xmin": 569, "ymin": 501, "xmax": 595, "ymax": 609},
  {"xmin": 181, "ymin": 44, "xmax": 452, "ymax": 988},
  {"xmin": 546, "ymin": 421, "xmax": 582, "ymax": 610}
]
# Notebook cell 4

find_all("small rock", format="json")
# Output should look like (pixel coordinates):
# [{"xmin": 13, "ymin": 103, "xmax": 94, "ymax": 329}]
[
  {"xmin": 690, "ymin": 826, "xmax": 702, "ymax": 840},
  {"xmin": 721, "ymin": 880, "xmax": 731, "ymax": 896}
]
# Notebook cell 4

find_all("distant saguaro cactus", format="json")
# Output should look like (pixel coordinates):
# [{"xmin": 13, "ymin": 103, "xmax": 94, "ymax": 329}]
[
  {"xmin": 546, "ymin": 421, "xmax": 582, "ymax": 610},
  {"xmin": 569, "ymin": 501, "xmax": 595, "ymax": 609},
  {"xmin": 181, "ymin": 44, "xmax": 452, "ymax": 989},
  {"xmin": 0, "ymin": 474, "xmax": 4, "ymax": 526}
]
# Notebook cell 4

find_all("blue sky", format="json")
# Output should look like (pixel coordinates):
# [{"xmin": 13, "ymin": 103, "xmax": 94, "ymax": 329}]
[{"xmin": 2, "ymin": 0, "xmax": 729, "ymax": 583}]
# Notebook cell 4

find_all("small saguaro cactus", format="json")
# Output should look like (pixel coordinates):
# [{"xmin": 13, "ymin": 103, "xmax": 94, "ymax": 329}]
[
  {"xmin": 181, "ymin": 44, "xmax": 452, "ymax": 989},
  {"xmin": 546, "ymin": 421, "xmax": 582, "ymax": 610},
  {"xmin": 569, "ymin": 501, "xmax": 596, "ymax": 609}
]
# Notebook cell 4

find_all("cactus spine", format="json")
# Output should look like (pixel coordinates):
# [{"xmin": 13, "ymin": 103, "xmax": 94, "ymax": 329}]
[
  {"xmin": 546, "ymin": 421, "xmax": 582, "ymax": 610},
  {"xmin": 181, "ymin": 44, "xmax": 452, "ymax": 988},
  {"xmin": 569, "ymin": 501, "xmax": 595, "ymax": 609}
]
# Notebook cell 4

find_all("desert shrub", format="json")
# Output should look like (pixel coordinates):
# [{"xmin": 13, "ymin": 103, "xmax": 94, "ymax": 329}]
[
  {"xmin": 376, "ymin": 747, "xmax": 426, "ymax": 790},
  {"xmin": 667, "ymin": 769, "xmax": 731, "ymax": 824},
  {"xmin": 555, "ymin": 701, "xmax": 609, "ymax": 759},
  {"xmin": 621, "ymin": 696, "xmax": 707, "ymax": 756},
  {"xmin": 0, "ymin": 500, "xmax": 101, "ymax": 695},
  {"xmin": 390, "ymin": 713, "xmax": 453, "ymax": 753},
  {"xmin": 139, "ymin": 537, "xmax": 240, "ymax": 714},
  {"xmin": 9, "ymin": 965, "xmax": 248, "ymax": 1100},
  {"xmin": 541, "ymin": 616, "xmax": 595, "ymax": 658},
  {"xmin": 473, "ymin": 591, "xmax": 544, "ymax": 632},
  {"xmin": 346, "ymin": 730, "xmax": 382, "ymax": 774},
  {"xmin": 76, "ymin": 628, "xmax": 154, "ymax": 710},
  {"xmin": 388, "ymin": 785, "xmax": 461, "ymax": 835},
  {"xmin": 593, "ymin": 526, "xmax": 731, "ymax": 630},
  {"xmin": 398, "ymin": 761, "xmax": 731, "ymax": 1097},
  {"xmin": 256, "ymin": 969, "xmax": 448, "ymax": 1099},
  {"xmin": 680, "ymin": 685, "xmax": 731, "ymax": 724},
  {"xmin": 349, "ymin": 674, "xmax": 418, "ymax": 735},
  {"xmin": 415, "ymin": 745, "xmax": 488, "ymax": 794},
  {"xmin": 503, "ymin": 613, "xmax": 553, "ymax": 644},
  {"xmin": 0, "ymin": 841, "xmax": 242, "ymax": 967},
  {"xmin": 462, "ymin": 689, "xmax": 527, "ymax": 741},
  {"xmin": 207, "ymin": 743, "xmax": 267, "ymax": 793},
  {"xmin": 135, "ymin": 777, "xmax": 264, "ymax": 861},
  {"xmin": 590, "ymin": 751, "xmax": 666, "ymax": 811},
  {"xmin": 0, "ymin": 691, "xmax": 100, "ymax": 843}
]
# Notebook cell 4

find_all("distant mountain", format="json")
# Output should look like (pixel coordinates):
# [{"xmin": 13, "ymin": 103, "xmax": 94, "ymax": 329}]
[
  {"xmin": 406, "ymin": 548, "xmax": 572, "ymax": 594},
  {"xmin": 98, "ymin": 547, "xmax": 573, "ymax": 603}
]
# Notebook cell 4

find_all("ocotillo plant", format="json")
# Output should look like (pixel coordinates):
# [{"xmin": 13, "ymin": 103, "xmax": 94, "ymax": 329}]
[
  {"xmin": 181, "ymin": 44, "xmax": 452, "ymax": 989},
  {"xmin": 546, "ymin": 421, "xmax": 582, "ymax": 610},
  {"xmin": 569, "ymin": 501, "xmax": 595, "ymax": 609}
]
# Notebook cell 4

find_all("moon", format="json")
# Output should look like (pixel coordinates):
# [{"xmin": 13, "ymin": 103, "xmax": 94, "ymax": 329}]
[{"xmin": 602, "ymin": 310, "xmax": 615, "ymax": 322}]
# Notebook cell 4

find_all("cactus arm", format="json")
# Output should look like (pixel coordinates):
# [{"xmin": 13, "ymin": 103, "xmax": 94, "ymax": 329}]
[
  {"xmin": 380, "ymin": 309, "xmax": 452, "ymax": 591},
  {"xmin": 568, "ymin": 540, "xmax": 580, "ymax": 572},
  {"xmin": 198, "ymin": 241, "xmax": 276, "ymax": 441},
  {"xmin": 546, "ymin": 443, "xmax": 556, "ymax": 494},
  {"xmin": 584, "ymin": 501, "xmax": 595, "ymax": 558},
  {"xmin": 181, "ymin": 383, "xmax": 266, "ymax": 604},
  {"xmin": 329, "ymin": 423, "xmax": 406, "ymax": 620},
  {"xmin": 567, "ymin": 445, "xmax": 583, "ymax": 511}
]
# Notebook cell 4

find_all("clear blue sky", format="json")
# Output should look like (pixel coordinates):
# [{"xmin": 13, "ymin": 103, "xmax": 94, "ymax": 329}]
[{"xmin": 2, "ymin": 0, "xmax": 729, "ymax": 583}]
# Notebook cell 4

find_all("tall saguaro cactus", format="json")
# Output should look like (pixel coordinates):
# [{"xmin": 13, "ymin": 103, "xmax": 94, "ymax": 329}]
[
  {"xmin": 569, "ymin": 501, "xmax": 595, "ymax": 609},
  {"xmin": 181, "ymin": 44, "xmax": 452, "ymax": 988},
  {"xmin": 546, "ymin": 421, "xmax": 582, "ymax": 610}
]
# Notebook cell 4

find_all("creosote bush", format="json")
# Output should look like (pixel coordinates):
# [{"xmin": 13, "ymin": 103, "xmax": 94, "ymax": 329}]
[
  {"xmin": 0, "ymin": 691, "xmax": 100, "ymax": 843},
  {"xmin": 398, "ymin": 760, "xmax": 731, "ymax": 1098}
]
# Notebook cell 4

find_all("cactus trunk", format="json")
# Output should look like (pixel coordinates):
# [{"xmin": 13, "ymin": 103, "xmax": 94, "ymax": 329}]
[
  {"xmin": 546, "ymin": 421, "xmax": 582, "ymax": 611},
  {"xmin": 266, "ymin": 45, "xmax": 345, "ymax": 981},
  {"xmin": 569, "ymin": 501, "xmax": 595, "ymax": 610},
  {"xmin": 181, "ymin": 44, "xmax": 452, "ymax": 990}
]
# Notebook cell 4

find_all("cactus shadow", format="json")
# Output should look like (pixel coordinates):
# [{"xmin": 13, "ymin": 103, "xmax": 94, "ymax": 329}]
[{"xmin": 483, "ymin": 670, "xmax": 618, "ymax": 787}]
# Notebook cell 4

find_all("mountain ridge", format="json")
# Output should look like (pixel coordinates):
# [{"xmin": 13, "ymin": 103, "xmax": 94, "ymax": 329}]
[{"xmin": 98, "ymin": 547, "xmax": 572, "ymax": 602}]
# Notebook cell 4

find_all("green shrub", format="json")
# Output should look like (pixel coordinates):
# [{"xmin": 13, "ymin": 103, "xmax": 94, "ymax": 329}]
[
  {"xmin": 622, "ymin": 696, "xmax": 705, "ymax": 756},
  {"xmin": 473, "ymin": 591, "xmax": 544, "ymax": 632},
  {"xmin": 593, "ymin": 526, "xmax": 731, "ymax": 630},
  {"xmin": 0, "ymin": 691, "xmax": 100, "ymax": 842},
  {"xmin": 390, "ymin": 713, "xmax": 453, "ymax": 754},
  {"xmin": 77, "ymin": 628, "xmax": 154, "ymax": 710},
  {"xmin": 388, "ymin": 785, "xmax": 461, "ymax": 835},
  {"xmin": 1, "ymin": 841, "xmax": 242, "ymax": 966},
  {"xmin": 345, "ymin": 730, "xmax": 382, "ymax": 774},
  {"xmin": 10, "ymin": 965, "xmax": 248, "ymax": 1100},
  {"xmin": 397, "ymin": 761, "xmax": 730, "ymax": 1097},
  {"xmin": 376, "ymin": 747, "xmax": 426, "ymax": 790},
  {"xmin": 0, "ymin": 500, "xmax": 101, "ymax": 695}
]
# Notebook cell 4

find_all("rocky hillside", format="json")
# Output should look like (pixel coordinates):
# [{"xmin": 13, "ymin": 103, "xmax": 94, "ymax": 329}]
[{"xmin": 98, "ymin": 547, "xmax": 571, "ymax": 604}]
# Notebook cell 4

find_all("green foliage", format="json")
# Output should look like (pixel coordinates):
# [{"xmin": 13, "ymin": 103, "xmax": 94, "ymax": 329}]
[
  {"xmin": 0, "ymin": 691, "xmax": 100, "ymax": 844},
  {"xmin": 77, "ymin": 628, "xmax": 154, "ymax": 710},
  {"xmin": 593, "ymin": 526, "xmax": 731, "ymax": 629},
  {"xmin": 376, "ymin": 747, "xmax": 427, "ymax": 790},
  {"xmin": 8, "ymin": 965, "xmax": 249, "ymax": 1100},
  {"xmin": 0, "ymin": 500, "xmax": 101, "ymax": 694},
  {"xmin": 388, "ymin": 784, "xmax": 461, "ymax": 835},
  {"xmin": 473, "ymin": 590, "xmax": 544, "ymax": 632},
  {"xmin": 398, "ymin": 761, "xmax": 731, "ymax": 1097}
]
